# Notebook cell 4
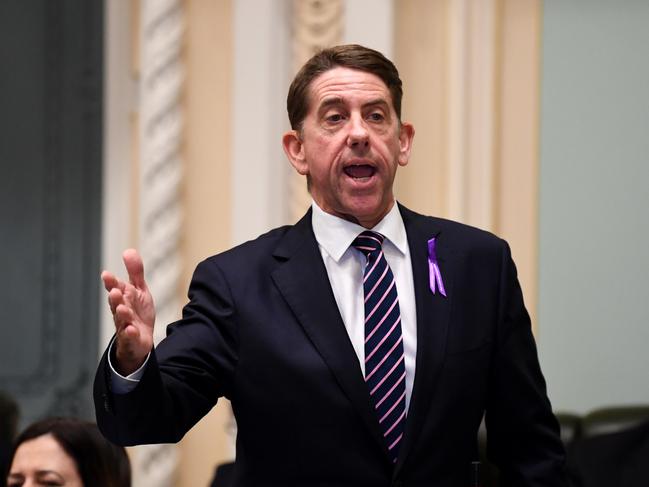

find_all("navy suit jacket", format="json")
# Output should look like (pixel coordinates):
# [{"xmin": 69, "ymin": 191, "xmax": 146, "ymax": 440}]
[{"xmin": 94, "ymin": 205, "xmax": 567, "ymax": 486}]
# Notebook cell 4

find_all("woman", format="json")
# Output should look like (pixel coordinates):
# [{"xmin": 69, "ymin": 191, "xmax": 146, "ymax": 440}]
[{"xmin": 5, "ymin": 417, "xmax": 130, "ymax": 487}]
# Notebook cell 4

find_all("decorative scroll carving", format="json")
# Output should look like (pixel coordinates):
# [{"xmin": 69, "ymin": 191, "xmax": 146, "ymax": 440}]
[
  {"xmin": 139, "ymin": 0, "xmax": 184, "ymax": 344},
  {"xmin": 130, "ymin": 0, "xmax": 185, "ymax": 484},
  {"xmin": 293, "ymin": 0, "xmax": 344, "ymax": 67},
  {"xmin": 130, "ymin": 443, "xmax": 179, "ymax": 487},
  {"xmin": 289, "ymin": 0, "xmax": 343, "ymax": 222}
]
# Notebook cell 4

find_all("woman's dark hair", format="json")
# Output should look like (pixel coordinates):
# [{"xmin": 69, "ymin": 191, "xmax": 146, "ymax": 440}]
[
  {"xmin": 287, "ymin": 44, "xmax": 403, "ymax": 131},
  {"xmin": 0, "ymin": 392, "xmax": 19, "ymax": 484},
  {"xmin": 7, "ymin": 417, "xmax": 130, "ymax": 487}
]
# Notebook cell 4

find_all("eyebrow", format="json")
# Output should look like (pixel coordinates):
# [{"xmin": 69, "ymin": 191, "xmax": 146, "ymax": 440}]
[
  {"xmin": 362, "ymin": 98, "xmax": 390, "ymax": 110},
  {"xmin": 317, "ymin": 96, "xmax": 345, "ymax": 112},
  {"xmin": 317, "ymin": 97, "xmax": 390, "ymax": 112}
]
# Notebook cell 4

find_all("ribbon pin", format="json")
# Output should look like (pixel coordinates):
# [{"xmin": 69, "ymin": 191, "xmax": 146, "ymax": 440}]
[{"xmin": 427, "ymin": 237, "xmax": 447, "ymax": 297}]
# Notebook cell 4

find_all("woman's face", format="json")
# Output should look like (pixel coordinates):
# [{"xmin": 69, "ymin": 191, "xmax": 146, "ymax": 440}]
[{"xmin": 6, "ymin": 434, "xmax": 83, "ymax": 487}]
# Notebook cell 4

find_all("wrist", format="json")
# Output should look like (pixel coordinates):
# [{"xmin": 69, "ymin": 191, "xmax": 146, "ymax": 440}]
[{"xmin": 113, "ymin": 341, "xmax": 148, "ymax": 376}]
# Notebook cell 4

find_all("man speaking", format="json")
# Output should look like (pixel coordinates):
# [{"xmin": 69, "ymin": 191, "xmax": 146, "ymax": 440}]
[{"xmin": 95, "ymin": 44, "xmax": 567, "ymax": 486}]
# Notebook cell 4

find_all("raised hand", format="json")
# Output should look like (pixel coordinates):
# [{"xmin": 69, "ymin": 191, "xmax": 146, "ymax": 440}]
[{"xmin": 101, "ymin": 249, "xmax": 156, "ymax": 376}]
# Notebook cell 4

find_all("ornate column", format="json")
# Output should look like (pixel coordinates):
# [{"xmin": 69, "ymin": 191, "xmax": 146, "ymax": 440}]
[
  {"xmin": 130, "ymin": 0, "xmax": 185, "ymax": 484},
  {"xmin": 288, "ymin": 0, "xmax": 344, "ymax": 222},
  {"xmin": 138, "ymin": 0, "xmax": 185, "ymax": 344}
]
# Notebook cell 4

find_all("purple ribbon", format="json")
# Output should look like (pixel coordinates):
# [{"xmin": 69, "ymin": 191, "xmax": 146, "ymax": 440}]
[{"xmin": 427, "ymin": 237, "xmax": 447, "ymax": 297}]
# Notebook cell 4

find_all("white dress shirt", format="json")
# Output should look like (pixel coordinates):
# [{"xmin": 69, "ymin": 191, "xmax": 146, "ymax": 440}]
[
  {"xmin": 311, "ymin": 200, "xmax": 417, "ymax": 413},
  {"xmin": 111, "ymin": 201, "xmax": 418, "ymax": 410}
]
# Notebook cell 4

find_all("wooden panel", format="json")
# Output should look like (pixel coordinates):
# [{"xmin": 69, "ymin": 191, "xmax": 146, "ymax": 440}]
[
  {"xmin": 394, "ymin": 0, "xmax": 450, "ymax": 218},
  {"xmin": 177, "ymin": 0, "xmax": 234, "ymax": 485},
  {"xmin": 494, "ymin": 0, "xmax": 541, "ymax": 328}
]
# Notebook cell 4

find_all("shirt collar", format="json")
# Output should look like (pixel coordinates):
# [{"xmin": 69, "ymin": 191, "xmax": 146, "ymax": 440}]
[{"xmin": 311, "ymin": 200, "xmax": 408, "ymax": 262}]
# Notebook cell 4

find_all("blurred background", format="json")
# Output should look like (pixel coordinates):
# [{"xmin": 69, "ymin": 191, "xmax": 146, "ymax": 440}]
[{"xmin": 1, "ymin": 0, "xmax": 647, "ymax": 485}]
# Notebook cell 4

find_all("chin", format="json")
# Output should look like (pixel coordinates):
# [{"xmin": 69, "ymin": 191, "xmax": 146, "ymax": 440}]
[
  {"xmin": 355, "ymin": 195, "xmax": 391, "ymax": 213},
  {"xmin": 343, "ymin": 202, "xmax": 389, "ymax": 226}
]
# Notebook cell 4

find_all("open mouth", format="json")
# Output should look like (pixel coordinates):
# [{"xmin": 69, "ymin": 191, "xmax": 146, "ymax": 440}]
[{"xmin": 343, "ymin": 164, "xmax": 376, "ymax": 181}]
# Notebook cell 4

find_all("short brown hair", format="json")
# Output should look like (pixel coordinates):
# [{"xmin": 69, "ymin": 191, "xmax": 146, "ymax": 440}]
[{"xmin": 287, "ymin": 44, "xmax": 403, "ymax": 130}]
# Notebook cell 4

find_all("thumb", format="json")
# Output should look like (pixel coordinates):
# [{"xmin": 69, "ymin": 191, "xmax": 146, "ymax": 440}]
[{"xmin": 122, "ymin": 248, "xmax": 147, "ymax": 290}]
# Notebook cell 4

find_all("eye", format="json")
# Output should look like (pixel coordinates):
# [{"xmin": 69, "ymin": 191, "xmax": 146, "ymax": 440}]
[
  {"xmin": 325, "ymin": 113, "xmax": 345, "ymax": 123},
  {"xmin": 6, "ymin": 476, "xmax": 24, "ymax": 487},
  {"xmin": 38, "ymin": 480, "xmax": 64, "ymax": 487},
  {"xmin": 367, "ymin": 111, "xmax": 385, "ymax": 122}
]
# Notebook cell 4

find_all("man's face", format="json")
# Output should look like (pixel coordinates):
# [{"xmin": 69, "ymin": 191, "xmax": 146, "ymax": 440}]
[{"xmin": 283, "ymin": 67, "xmax": 414, "ymax": 228}]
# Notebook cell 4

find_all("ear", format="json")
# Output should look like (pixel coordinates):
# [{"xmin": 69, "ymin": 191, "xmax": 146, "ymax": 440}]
[
  {"xmin": 397, "ymin": 122, "xmax": 415, "ymax": 167},
  {"xmin": 282, "ymin": 130, "xmax": 308, "ymax": 175}
]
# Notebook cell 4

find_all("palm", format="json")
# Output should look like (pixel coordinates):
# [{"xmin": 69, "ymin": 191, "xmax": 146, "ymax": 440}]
[
  {"xmin": 121, "ymin": 279, "xmax": 155, "ymax": 349},
  {"xmin": 102, "ymin": 249, "xmax": 156, "ymax": 375}
]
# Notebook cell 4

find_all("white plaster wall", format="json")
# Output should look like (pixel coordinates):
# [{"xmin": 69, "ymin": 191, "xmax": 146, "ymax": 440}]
[
  {"xmin": 231, "ymin": 0, "xmax": 293, "ymax": 244},
  {"xmin": 344, "ymin": 0, "xmax": 394, "ymax": 59},
  {"xmin": 101, "ymin": 1, "xmax": 137, "ymax": 350}
]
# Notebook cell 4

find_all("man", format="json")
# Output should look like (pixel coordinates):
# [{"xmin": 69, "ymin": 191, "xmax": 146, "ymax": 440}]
[{"xmin": 95, "ymin": 44, "xmax": 567, "ymax": 486}]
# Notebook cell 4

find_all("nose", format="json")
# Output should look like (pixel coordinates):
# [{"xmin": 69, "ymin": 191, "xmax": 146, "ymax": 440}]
[{"xmin": 346, "ymin": 114, "xmax": 369, "ymax": 148}]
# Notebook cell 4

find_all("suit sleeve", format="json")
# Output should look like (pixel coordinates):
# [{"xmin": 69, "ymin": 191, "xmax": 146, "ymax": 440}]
[
  {"xmin": 484, "ymin": 241, "xmax": 568, "ymax": 486},
  {"xmin": 94, "ymin": 258, "xmax": 238, "ymax": 446}
]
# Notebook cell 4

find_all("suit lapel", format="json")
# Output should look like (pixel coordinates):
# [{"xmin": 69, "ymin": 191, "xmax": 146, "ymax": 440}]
[
  {"xmin": 394, "ymin": 205, "xmax": 455, "ymax": 474},
  {"xmin": 271, "ymin": 211, "xmax": 389, "ymax": 456}
]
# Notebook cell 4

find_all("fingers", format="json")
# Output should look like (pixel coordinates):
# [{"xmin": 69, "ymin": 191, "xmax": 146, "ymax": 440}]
[
  {"xmin": 107, "ymin": 279, "xmax": 134, "ymax": 329},
  {"xmin": 101, "ymin": 248, "xmax": 146, "ymax": 292},
  {"xmin": 114, "ymin": 303, "xmax": 136, "ymax": 331},
  {"xmin": 122, "ymin": 248, "xmax": 148, "ymax": 290},
  {"xmin": 101, "ymin": 270, "xmax": 123, "ymax": 292},
  {"xmin": 104, "ymin": 250, "xmax": 154, "ymax": 374},
  {"xmin": 102, "ymin": 271, "xmax": 127, "ymax": 318},
  {"xmin": 107, "ymin": 287, "xmax": 123, "ymax": 315}
]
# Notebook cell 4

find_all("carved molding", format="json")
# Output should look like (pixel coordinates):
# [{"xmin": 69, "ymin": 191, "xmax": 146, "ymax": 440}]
[
  {"xmin": 130, "ymin": 0, "xmax": 185, "ymax": 484},
  {"xmin": 289, "ymin": 0, "xmax": 343, "ymax": 222},
  {"xmin": 35, "ymin": 0, "xmax": 65, "ymax": 391},
  {"xmin": 138, "ymin": 0, "xmax": 184, "ymax": 341},
  {"xmin": 45, "ymin": 370, "xmax": 91, "ymax": 418},
  {"xmin": 0, "ymin": 2, "xmax": 102, "ymax": 428},
  {"xmin": 2, "ymin": 2, "xmax": 64, "ymax": 394},
  {"xmin": 292, "ymin": 0, "xmax": 344, "ymax": 65}
]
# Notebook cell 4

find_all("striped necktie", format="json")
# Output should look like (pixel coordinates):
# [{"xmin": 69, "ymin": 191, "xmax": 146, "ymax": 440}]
[{"xmin": 352, "ymin": 230, "xmax": 406, "ymax": 464}]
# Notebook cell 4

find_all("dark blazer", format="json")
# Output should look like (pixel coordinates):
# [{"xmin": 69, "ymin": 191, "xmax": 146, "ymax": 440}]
[{"xmin": 94, "ymin": 205, "xmax": 567, "ymax": 487}]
